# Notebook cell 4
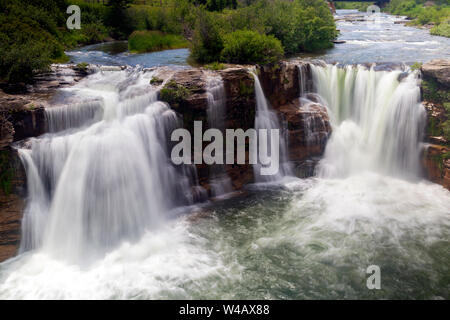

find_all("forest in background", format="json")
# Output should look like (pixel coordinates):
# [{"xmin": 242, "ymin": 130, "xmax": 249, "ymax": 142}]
[{"xmin": 0, "ymin": 0, "xmax": 336, "ymax": 83}]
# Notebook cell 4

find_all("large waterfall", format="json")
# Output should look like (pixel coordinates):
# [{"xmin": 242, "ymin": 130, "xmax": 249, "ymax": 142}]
[
  {"xmin": 0, "ymin": 63, "xmax": 449, "ymax": 300},
  {"xmin": 309, "ymin": 64, "xmax": 426, "ymax": 179},
  {"xmin": 17, "ymin": 68, "xmax": 204, "ymax": 263}
]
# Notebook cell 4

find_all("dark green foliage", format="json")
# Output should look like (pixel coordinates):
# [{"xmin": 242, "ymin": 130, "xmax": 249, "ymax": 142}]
[
  {"xmin": 422, "ymin": 78, "xmax": 450, "ymax": 105},
  {"xmin": 190, "ymin": 0, "xmax": 337, "ymax": 63},
  {"xmin": 0, "ymin": 1, "xmax": 67, "ymax": 83},
  {"xmin": 150, "ymin": 76, "xmax": 164, "ymax": 85},
  {"xmin": 189, "ymin": 0, "xmax": 237, "ymax": 11},
  {"xmin": 423, "ymin": 79, "xmax": 450, "ymax": 142},
  {"xmin": 191, "ymin": 10, "xmax": 224, "ymax": 63},
  {"xmin": 221, "ymin": 30, "xmax": 284, "ymax": 64},
  {"xmin": 159, "ymin": 80, "xmax": 191, "ymax": 108},
  {"xmin": 0, "ymin": 150, "xmax": 12, "ymax": 195},
  {"xmin": 335, "ymin": 2, "xmax": 374, "ymax": 11},
  {"xmin": 0, "ymin": 0, "xmax": 338, "ymax": 82}
]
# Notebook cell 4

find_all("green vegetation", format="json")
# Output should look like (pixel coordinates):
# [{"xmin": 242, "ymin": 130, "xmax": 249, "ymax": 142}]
[
  {"xmin": 0, "ymin": 0, "xmax": 336, "ymax": 83},
  {"xmin": 411, "ymin": 61, "xmax": 423, "ymax": 71},
  {"xmin": 334, "ymin": 2, "xmax": 374, "ymax": 12},
  {"xmin": 384, "ymin": 0, "xmax": 450, "ymax": 37},
  {"xmin": 150, "ymin": 76, "xmax": 164, "ymax": 85},
  {"xmin": 75, "ymin": 62, "xmax": 89, "ymax": 71},
  {"xmin": 0, "ymin": 150, "xmax": 12, "ymax": 195},
  {"xmin": 204, "ymin": 62, "xmax": 226, "ymax": 70},
  {"xmin": 423, "ymin": 79, "xmax": 450, "ymax": 143},
  {"xmin": 221, "ymin": 30, "xmax": 284, "ymax": 65},
  {"xmin": 159, "ymin": 80, "xmax": 191, "ymax": 108},
  {"xmin": 191, "ymin": 0, "xmax": 336, "ymax": 63},
  {"xmin": 128, "ymin": 31, "xmax": 188, "ymax": 53},
  {"xmin": 431, "ymin": 19, "xmax": 450, "ymax": 37},
  {"xmin": 422, "ymin": 78, "xmax": 450, "ymax": 105}
]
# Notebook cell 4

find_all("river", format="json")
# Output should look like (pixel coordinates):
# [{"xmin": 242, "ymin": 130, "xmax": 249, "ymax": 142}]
[{"xmin": 0, "ymin": 10, "xmax": 449, "ymax": 299}]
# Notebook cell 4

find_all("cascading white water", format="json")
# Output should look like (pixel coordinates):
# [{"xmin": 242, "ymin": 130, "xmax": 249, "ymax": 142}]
[
  {"xmin": 205, "ymin": 75, "xmax": 233, "ymax": 196},
  {"xmin": 297, "ymin": 64, "xmax": 308, "ymax": 97},
  {"xmin": 17, "ymin": 68, "xmax": 204, "ymax": 263},
  {"xmin": 309, "ymin": 64, "xmax": 426, "ymax": 179},
  {"xmin": 250, "ymin": 71, "xmax": 292, "ymax": 182}
]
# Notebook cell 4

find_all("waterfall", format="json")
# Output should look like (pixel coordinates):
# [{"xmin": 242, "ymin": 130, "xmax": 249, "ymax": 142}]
[
  {"xmin": 17, "ymin": 68, "xmax": 204, "ymax": 263},
  {"xmin": 297, "ymin": 64, "xmax": 308, "ymax": 97},
  {"xmin": 250, "ymin": 71, "xmax": 292, "ymax": 182},
  {"xmin": 309, "ymin": 63, "xmax": 426, "ymax": 179},
  {"xmin": 205, "ymin": 74, "xmax": 233, "ymax": 196}
]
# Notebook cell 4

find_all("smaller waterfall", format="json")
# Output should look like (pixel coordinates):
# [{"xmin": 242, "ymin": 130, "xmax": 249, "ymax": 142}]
[
  {"xmin": 46, "ymin": 101, "xmax": 104, "ymax": 132},
  {"xmin": 206, "ymin": 75, "xmax": 233, "ymax": 196},
  {"xmin": 297, "ymin": 64, "xmax": 308, "ymax": 97},
  {"xmin": 250, "ymin": 71, "xmax": 292, "ymax": 182}
]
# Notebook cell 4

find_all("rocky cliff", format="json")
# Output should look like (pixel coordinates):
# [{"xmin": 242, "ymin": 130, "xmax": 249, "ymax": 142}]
[
  {"xmin": 421, "ymin": 59, "xmax": 450, "ymax": 190},
  {"xmin": 155, "ymin": 61, "xmax": 331, "ymax": 193}
]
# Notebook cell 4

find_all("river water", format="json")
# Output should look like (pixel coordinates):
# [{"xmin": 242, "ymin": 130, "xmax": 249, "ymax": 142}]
[{"xmin": 0, "ymin": 10, "xmax": 449, "ymax": 299}]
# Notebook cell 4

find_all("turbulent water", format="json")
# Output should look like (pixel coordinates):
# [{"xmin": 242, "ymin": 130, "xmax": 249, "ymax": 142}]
[
  {"xmin": 299, "ymin": 10, "xmax": 450, "ymax": 64},
  {"xmin": 1, "ymin": 10, "xmax": 450, "ymax": 299},
  {"xmin": 13, "ymin": 68, "xmax": 204, "ymax": 265}
]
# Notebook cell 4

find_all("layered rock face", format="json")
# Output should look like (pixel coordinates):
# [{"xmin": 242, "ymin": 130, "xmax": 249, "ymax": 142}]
[
  {"xmin": 421, "ymin": 59, "xmax": 450, "ymax": 190},
  {"xmin": 157, "ymin": 62, "xmax": 331, "ymax": 193}
]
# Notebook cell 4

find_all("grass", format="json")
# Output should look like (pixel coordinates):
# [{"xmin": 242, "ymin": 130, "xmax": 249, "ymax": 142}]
[
  {"xmin": 430, "ymin": 20, "xmax": 450, "ymax": 37},
  {"xmin": 204, "ymin": 62, "xmax": 225, "ymax": 71},
  {"xmin": 128, "ymin": 30, "xmax": 189, "ymax": 53}
]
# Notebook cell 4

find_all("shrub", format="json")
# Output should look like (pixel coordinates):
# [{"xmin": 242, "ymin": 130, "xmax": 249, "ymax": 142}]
[
  {"xmin": 128, "ymin": 30, "xmax": 188, "ymax": 53},
  {"xmin": 0, "ymin": 14, "xmax": 62, "ymax": 83},
  {"xmin": 431, "ymin": 21, "xmax": 450, "ymax": 37},
  {"xmin": 150, "ymin": 76, "xmax": 164, "ymax": 85},
  {"xmin": 191, "ymin": 10, "xmax": 224, "ymax": 63},
  {"xmin": 220, "ymin": 30, "xmax": 284, "ymax": 65},
  {"xmin": 159, "ymin": 80, "xmax": 191, "ymax": 108},
  {"xmin": 204, "ymin": 62, "xmax": 225, "ymax": 70}
]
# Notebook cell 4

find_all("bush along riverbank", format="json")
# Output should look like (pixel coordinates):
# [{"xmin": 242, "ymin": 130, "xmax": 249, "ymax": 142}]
[
  {"xmin": 0, "ymin": 0, "xmax": 336, "ymax": 85},
  {"xmin": 384, "ymin": 0, "xmax": 450, "ymax": 37}
]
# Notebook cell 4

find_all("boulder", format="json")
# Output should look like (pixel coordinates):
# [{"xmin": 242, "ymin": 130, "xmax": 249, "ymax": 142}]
[
  {"xmin": 423, "ymin": 144, "xmax": 450, "ymax": 191},
  {"xmin": 421, "ymin": 59, "xmax": 450, "ymax": 88},
  {"xmin": 279, "ymin": 100, "xmax": 331, "ymax": 162}
]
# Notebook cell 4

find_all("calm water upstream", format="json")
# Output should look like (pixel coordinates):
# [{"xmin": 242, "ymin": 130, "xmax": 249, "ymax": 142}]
[{"xmin": 0, "ymin": 10, "xmax": 449, "ymax": 299}]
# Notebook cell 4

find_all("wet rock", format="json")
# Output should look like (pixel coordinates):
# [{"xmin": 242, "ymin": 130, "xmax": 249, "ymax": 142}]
[
  {"xmin": 0, "ymin": 147, "xmax": 26, "ymax": 262},
  {"xmin": 421, "ymin": 59, "xmax": 450, "ymax": 88},
  {"xmin": 257, "ymin": 62, "xmax": 300, "ymax": 108},
  {"xmin": 279, "ymin": 100, "xmax": 332, "ymax": 162},
  {"xmin": 423, "ymin": 144, "xmax": 450, "ymax": 191}
]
